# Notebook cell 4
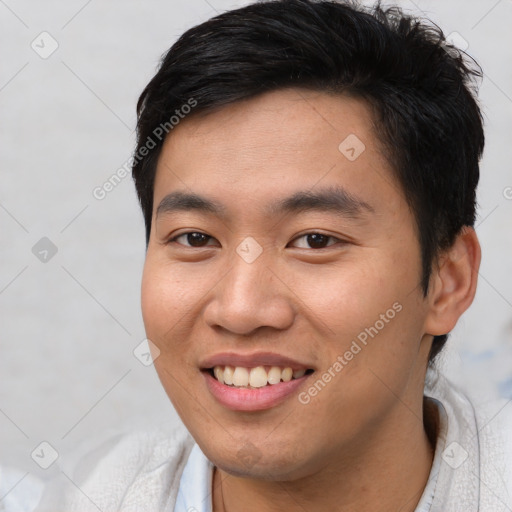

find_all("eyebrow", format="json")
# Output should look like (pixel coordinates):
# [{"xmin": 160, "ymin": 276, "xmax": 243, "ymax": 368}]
[{"xmin": 156, "ymin": 186, "xmax": 374, "ymax": 221}]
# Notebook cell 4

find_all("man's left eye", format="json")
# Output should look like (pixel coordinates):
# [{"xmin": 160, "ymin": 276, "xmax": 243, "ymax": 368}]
[{"xmin": 289, "ymin": 233, "xmax": 341, "ymax": 249}]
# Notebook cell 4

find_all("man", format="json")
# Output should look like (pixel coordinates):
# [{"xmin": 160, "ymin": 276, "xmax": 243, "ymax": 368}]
[{"xmin": 36, "ymin": 0, "xmax": 512, "ymax": 510}]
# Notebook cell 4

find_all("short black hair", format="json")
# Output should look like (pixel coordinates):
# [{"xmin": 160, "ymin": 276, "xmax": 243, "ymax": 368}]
[{"xmin": 132, "ymin": 0, "xmax": 484, "ymax": 364}]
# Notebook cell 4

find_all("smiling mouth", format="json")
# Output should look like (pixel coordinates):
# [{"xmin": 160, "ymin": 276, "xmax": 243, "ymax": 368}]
[{"xmin": 206, "ymin": 365, "xmax": 315, "ymax": 389}]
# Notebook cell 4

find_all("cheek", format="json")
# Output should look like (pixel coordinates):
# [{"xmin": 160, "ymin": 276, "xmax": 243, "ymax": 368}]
[
  {"xmin": 289, "ymin": 253, "xmax": 423, "ymax": 382},
  {"xmin": 141, "ymin": 262, "xmax": 173, "ymax": 337},
  {"xmin": 140, "ymin": 259, "xmax": 207, "ymax": 410},
  {"xmin": 287, "ymin": 259, "xmax": 395, "ymax": 337},
  {"xmin": 140, "ymin": 259, "xmax": 200, "ymax": 348}
]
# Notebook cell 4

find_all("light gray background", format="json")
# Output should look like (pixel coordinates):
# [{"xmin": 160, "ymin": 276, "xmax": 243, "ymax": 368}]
[{"xmin": 1, "ymin": 0, "xmax": 511, "ymax": 482}]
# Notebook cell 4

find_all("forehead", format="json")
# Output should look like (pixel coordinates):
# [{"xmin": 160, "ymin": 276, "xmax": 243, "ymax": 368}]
[{"xmin": 153, "ymin": 88, "xmax": 405, "ymax": 219}]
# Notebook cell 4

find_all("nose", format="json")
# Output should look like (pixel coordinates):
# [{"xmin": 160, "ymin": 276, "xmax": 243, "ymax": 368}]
[{"xmin": 203, "ymin": 254, "xmax": 295, "ymax": 336}]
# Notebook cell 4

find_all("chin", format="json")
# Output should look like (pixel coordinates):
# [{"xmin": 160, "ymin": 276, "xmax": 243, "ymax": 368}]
[{"xmin": 204, "ymin": 441, "xmax": 314, "ymax": 482}]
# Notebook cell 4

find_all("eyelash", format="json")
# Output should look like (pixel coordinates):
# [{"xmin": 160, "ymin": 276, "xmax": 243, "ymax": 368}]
[{"xmin": 166, "ymin": 231, "xmax": 344, "ymax": 249}]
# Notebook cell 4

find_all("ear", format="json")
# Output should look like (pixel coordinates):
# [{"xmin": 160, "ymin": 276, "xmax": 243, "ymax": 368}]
[{"xmin": 424, "ymin": 227, "xmax": 481, "ymax": 336}]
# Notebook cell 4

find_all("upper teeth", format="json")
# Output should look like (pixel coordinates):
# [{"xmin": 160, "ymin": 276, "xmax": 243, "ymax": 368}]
[{"xmin": 213, "ymin": 366, "xmax": 306, "ymax": 388}]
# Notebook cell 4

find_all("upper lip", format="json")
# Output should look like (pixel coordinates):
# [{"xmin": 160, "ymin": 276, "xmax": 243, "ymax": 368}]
[{"xmin": 200, "ymin": 351, "xmax": 314, "ymax": 371}]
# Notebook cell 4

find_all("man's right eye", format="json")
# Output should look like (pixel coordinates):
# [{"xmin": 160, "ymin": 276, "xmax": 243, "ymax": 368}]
[{"xmin": 167, "ymin": 231, "xmax": 219, "ymax": 248}]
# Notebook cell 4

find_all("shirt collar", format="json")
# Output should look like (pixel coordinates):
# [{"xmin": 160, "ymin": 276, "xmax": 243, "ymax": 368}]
[{"xmin": 174, "ymin": 442, "xmax": 214, "ymax": 512}]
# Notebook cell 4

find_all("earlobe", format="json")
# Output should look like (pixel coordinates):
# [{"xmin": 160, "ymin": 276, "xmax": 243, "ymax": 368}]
[{"xmin": 424, "ymin": 227, "xmax": 481, "ymax": 336}]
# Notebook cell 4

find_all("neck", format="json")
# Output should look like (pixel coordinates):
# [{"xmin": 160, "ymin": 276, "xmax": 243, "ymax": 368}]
[{"xmin": 213, "ymin": 397, "xmax": 437, "ymax": 512}]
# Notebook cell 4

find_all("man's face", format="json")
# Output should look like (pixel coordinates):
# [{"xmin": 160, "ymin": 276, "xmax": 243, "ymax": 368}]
[{"xmin": 141, "ymin": 88, "xmax": 432, "ymax": 480}]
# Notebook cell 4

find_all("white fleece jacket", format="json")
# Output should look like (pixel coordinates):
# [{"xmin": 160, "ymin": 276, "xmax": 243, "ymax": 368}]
[{"xmin": 33, "ymin": 368, "xmax": 512, "ymax": 512}]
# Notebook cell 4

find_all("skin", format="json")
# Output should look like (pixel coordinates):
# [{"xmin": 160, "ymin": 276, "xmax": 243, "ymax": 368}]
[{"xmin": 141, "ymin": 88, "xmax": 481, "ymax": 511}]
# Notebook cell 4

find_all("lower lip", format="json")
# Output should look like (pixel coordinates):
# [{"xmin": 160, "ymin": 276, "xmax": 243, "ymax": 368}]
[{"xmin": 203, "ymin": 371, "xmax": 311, "ymax": 411}]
